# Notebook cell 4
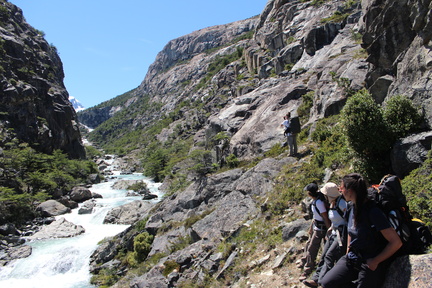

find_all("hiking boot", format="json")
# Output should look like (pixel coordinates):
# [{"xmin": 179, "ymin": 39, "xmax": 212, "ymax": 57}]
[
  {"xmin": 303, "ymin": 279, "xmax": 318, "ymax": 287},
  {"xmin": 298, "ymin": 273, "xmax": 308, "ymax": 282},
  {"xmin": 296, "ymin": 259, "xmax": 305, "ymax": 268}
]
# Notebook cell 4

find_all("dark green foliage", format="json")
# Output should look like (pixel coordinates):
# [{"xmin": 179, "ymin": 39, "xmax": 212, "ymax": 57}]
[
  {"xmin": 341, "ymin": 90, "xmax": 424, "ymax": 182},
  {"xmin": 402, "ymin": 150, "xmax": 432, "ymax": 229},
  {"xmin": 188, "ymin": 149, "xmax": 214, "ymax": 175},
  {"xmin": 0, "ymin": 141, "xmax": 98, "ymax": 224},
  {"xmin": 225, "ymin": 153, "xmax": 240, "ymax": 168},
  {"xmin": 341, "ymin": 89, "xmax": 392, "ymax": 155},
  {"xmin": 383, "ymin": 95, "xmax": 423, "ymax": 140},
  {"xmin": 133, "ymin": 232, "xmax": 154, "ymax": 262}
]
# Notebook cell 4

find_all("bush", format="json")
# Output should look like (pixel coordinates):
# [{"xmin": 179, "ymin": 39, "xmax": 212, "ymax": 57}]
[
  {"xmin": 383, "ymin": 95, "xmax": 423, "ymax": 140},
  {"xmin": 341, "ymin": 89, "xmax": 392, "ymax": 156},
  {"xmin": 402, "ymin": 150, "xmax": 432, "ymax": 229},
  {"xmin": 132, "ymin": 232, "xmax": 154, "ymax": 263},
  {"xmin": 225, "ymin": 153, "xmax": 239, "ymax": 168}
]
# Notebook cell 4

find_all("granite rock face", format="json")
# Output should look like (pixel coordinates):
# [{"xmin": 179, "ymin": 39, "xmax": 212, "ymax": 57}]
[{"xmin": 0, "ymin": 2, "xmax": 85, "ymax": 159}]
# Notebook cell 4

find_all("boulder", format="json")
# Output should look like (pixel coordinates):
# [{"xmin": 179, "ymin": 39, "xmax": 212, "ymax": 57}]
[
  {"xmin": 69, "ymin": 186, "xmax": 92, "ymax": 203},
  {"xmin": 0, "ymin": 223, "xmax": 20, "ymax": 236},
  {"xmin": 27, "ymin": 217, "xmax": 85, "ymax": 240},
  {"xmin": 382, "ymin": 254, "xmax": 432, "ymax": 288},
  {"xmin": 391, "ymin": 131, "xmax": 432, "ymax": 178},
  {"xmin": 78, "ymin": 200, "xmax": 96, "ymax": 214},
  {"xmin": 36, "ymin": 200, "xmax": 71, "ymax": 217},
  {"xmin": 103, "ymin": 200, "xmax": 154, "ymax": 225}
]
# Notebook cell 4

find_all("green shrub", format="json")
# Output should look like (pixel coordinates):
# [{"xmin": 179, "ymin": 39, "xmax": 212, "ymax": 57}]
[
  {"xmin": 341, "ymin": 89, "xmax": 392, "ymax": 155},
  {"xmin": 383, "ymin": 95, "xmax": 423, "ymax": 140},
  {"xmin": 225, "ymin": 153, "xmax": 240, "ymax": 168},
  {"xmin": 402, "ymin": 150, "xmax": 432, "ymax": 229},
  {"xmin": 132, "ymin": 232, "xmax": 154, "ymax": 263}
]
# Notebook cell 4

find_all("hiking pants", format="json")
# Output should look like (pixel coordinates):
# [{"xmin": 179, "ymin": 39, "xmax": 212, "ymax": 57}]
[
  {"xmin": 302, "ymin": 228, "xmax": 326, "ymax": 274},
  {"xmin": 320, "ymin": 254, "xmax": 390, "ymax": 288},
  {"xmin": 287, "ymin": 133, "xmax": 297, "ymax": 156},
  {"xmin": 312, "ymin": 231, "xmax": 346, "ymax": 284}
]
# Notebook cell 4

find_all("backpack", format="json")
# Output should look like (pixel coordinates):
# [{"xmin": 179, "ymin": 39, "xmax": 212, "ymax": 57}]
[
  {"xmin": 369, "ymin": 174, "xmax": 432, "ymax": 254},
  {"xmin": 409, "ymin": 218, "xmax": 432, "ymax": 254},
  {"xmin": 310, "ymin": 191, "xmax": 329, "ymax": 215},
  {"xmin": 290, "ymin": 116, "xmax": 301, "ymax": 134}
]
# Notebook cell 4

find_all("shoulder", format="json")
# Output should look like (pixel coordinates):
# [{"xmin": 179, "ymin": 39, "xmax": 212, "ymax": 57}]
[
  {"xmin": 316, "ymin": 198, "xmax": 327, "ymax": 210},
  {"xmin": 337, "ymin": 196, "xmax": 348, "ymax": 210},
  {"xmin": 365, "ymin": 201, "xmax": 391, "ymax": 229}
]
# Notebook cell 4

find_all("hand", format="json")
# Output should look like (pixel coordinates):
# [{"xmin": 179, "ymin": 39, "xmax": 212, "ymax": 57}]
[{"xmin": 366, "ymin": 258, "xmax": 379, "ymax": 271}]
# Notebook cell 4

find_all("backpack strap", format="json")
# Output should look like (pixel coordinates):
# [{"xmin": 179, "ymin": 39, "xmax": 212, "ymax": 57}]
[{"xmin": 334, "ymin": 195, "xmax": 345, "ymax": 218}]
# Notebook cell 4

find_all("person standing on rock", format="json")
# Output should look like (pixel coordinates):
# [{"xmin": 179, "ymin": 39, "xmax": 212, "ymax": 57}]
[
  {"xmin": 298, "ymin": 182, "xmax": 331, "ymax": 281},
  {"xmin": 280, "ymin": 112, "xmax": 298, "ymax": 156},
  {"xmin": 320, "ymin": 173, "xmax": 402, "ymax": 288},
  {"xmin": 303, "ymin": 182, "xmax": 348, "ymax": 287}
]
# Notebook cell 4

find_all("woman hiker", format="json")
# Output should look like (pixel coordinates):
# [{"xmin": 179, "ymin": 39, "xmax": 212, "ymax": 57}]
[
  {"xmin": 302, "ymin": 182, "xmax": 348, "ymax": 287},
  {"xmin": 320, "ymin": 173, "xmax": 402, "ymax": 288},
  {"xmin": 298, "ymin": 182, "xmax": 331, "ymax": 281}
]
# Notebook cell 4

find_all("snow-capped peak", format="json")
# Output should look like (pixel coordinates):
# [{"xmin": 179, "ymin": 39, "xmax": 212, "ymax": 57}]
[{"xmin": 69, "ymin": 96, "xmax": 85, "ymax": 112}]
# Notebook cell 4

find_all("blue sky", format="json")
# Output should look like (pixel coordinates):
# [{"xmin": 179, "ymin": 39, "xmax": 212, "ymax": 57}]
[{"xmin": 10, "ymin": 0, "xmax": 267, "ymax": 108}]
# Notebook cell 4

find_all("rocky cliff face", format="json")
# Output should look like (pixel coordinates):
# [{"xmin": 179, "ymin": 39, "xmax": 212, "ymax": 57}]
[
  {"xmin": 0, "ymin": 1, "xmax": 85, "ymax": 159},
  {"xmin": 86, "ymin": 0, "xmax": 432, "ymax": 287}
]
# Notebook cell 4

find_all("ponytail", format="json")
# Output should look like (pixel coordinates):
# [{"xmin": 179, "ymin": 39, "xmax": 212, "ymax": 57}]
[{"xmin": 342, "ymin": 173, "xmax": 368, "ymax": 224}]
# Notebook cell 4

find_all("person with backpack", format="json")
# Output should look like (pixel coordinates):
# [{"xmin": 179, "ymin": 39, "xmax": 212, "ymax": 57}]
[
  {"xmin": 302, "ymin": 182, "xmax": 348, "ymax": 287},
  {"xmin": 280, "ymin": 112, "xmax": 298, "ymax": 156},
  {"xmin": 298, "ymin": 182, "xmax": 331, "ymax": 281},
  {"xmin": 320, "ymin": 173, "xmax": 402, "ymax": 288}
]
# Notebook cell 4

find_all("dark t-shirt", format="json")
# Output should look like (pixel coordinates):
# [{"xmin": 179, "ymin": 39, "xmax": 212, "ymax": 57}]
[{"xmin": 348, "ymin": 201, "xmax": 391, "ymax": 259}]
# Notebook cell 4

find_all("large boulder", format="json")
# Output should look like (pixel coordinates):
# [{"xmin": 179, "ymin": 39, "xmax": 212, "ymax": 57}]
[
  {"xmin": 27, "ymin": 217, "xmax": 85, "ymax": 240},
  {"xmin": 391, "ymin": 131, "xmax": 432, "ymax": 178},
  {"xmin": 36, "ymin": 200, "xmax": 70, "ymax": 217},
  {"xmin": 69, "ymin": 186, "xmax": 92, "ymax": 203},
  {"xmin": 103, "ymin": 200, "xmax": 154, "ymax": 225},
  {"xmin": 382, "ymin": 254, "xmax": 432, "ymax": 288}
]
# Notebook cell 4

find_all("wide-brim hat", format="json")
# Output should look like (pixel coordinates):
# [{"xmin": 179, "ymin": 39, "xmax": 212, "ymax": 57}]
[{"xmin": 320, "ymin": 182, "xmax": 340, "ymax": 199}]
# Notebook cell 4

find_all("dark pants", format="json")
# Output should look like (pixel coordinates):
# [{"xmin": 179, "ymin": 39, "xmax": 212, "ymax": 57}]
[
  {"xmin": 311, "ymin": 231, "xmax": 346, "ymax": 284},
  {"xmin": 320, "ymin": 254, "xmax": 390, "ymax": 288}
]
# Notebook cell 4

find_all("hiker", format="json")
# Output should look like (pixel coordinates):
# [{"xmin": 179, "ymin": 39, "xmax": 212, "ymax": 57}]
[
  {"xmin": 280, "ymin": 112, "xmax": 297, "ymax": 156},
  {"xmin": 320, "ymin": 173, "xmax": 402, "ymax": 288},
  {"xmin": 298, "ymin": 182, "xmax": 331, "ymax": 281},
  {"xmin": 303, "ymin": 182, "xmax": 348, "ymax": 287}
]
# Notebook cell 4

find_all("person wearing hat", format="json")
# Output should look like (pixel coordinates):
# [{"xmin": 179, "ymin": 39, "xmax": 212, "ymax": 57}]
[
  {"xmin": 298, "ymin": 182, "xmax": 331, "ymax": 281},
  {"xmin": 303, "ymin": 182, "xmax": 348, "ymax": 287}
]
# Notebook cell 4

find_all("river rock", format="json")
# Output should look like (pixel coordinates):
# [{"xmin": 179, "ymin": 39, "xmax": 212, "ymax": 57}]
[
  {"xmin": 36, "ymin": 200, "xmax": 71, "ymax": 217},
  {"xmin": 78, "ymin": 200, "xmax": 96, "ymax": 214},
  {"xmin": 27, "ymin": 217, "xmax": 85, "ymax": 240},
  {"xmin": 69, "ymin": 186, "xmax": 93, "ymax": 202},
  {"xmin": 103, "ymin": 200, "xmax": 154, "ymax": 225},
  {"xmin": 0, "ymin": 223, "xmax": 20, "ymax": 236}
]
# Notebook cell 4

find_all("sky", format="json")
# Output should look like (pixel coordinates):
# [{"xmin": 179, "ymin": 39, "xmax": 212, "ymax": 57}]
[{"xmin": 10, "ymin": 0, "xmax": 267, "ymax": 109}]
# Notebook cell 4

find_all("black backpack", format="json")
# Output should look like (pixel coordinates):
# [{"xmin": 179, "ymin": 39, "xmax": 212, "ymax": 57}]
[{"xmin": 369, "ymin": 174, "xmax": 432, "ymax": 254}]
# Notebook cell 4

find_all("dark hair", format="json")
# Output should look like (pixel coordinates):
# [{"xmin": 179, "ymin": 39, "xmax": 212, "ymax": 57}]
[
  {"xmin": 286, "ymin": 112, "xmax": 291, "ymax": 118},
  {"xmin": 342, "ymin": 173, "xmax": 368, "ymax": 224},
  {"xmin": 304, "ymin": 182, "xmax": 319, "ymax": 197}
]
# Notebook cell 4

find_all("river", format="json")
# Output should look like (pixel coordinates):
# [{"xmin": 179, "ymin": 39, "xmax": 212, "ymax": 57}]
[{"xmin": 0, "ymin": 172, "xmax": 162, "ymax": 288}]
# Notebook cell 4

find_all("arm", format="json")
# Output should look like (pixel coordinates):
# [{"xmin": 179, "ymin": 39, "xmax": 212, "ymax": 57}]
[
  {"xmin": 366, "ymin": 227, "xmax": 402, "ymax": 271},
  {"xmin": 320, "ymin": 211, "xmax": 332, "ymax": 230}
]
